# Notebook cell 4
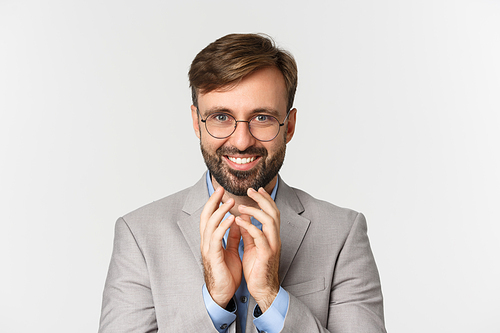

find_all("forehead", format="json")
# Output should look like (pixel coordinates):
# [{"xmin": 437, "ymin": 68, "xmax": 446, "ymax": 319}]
[{"xmin": 197, "ymin": 67, "xmax": 288, "ymax": 115}]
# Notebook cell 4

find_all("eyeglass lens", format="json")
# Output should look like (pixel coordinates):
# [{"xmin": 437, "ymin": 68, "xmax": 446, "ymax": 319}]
[{"xmin": 205, "ymin": 113, "xmax": 280, "ymax": 141}]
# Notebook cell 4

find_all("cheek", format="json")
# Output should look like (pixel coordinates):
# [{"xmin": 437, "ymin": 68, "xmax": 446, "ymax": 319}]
[
  {"xmin": 201, "ymin": 135, "xmax": 226, "ymax": 152},
  {"xmin": 264, "ymin": 138, "xmax": 285, "ymax": 155},
  {"xmin": 261, "ymin": 144, "xmax": 276, "ymax": 159}
]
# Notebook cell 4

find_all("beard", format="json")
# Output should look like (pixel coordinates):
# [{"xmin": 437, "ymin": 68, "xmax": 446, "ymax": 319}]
[{"xmin": 201, "ymin": 141, "xmax": 286, "ymax": 196}]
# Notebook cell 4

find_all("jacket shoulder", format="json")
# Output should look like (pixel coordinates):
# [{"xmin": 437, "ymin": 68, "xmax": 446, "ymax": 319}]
[
  {"xmin": 120, "ymin": 186, "xmax": 192, "ymax": 228},
  {"xmin": 291, "ymin": 187, "xmax": 362, "ymax": 231}
]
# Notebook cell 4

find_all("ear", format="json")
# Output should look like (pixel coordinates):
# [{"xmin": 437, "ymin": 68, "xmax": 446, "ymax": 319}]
[
  {"xmin": 285, "ymin": 108, "xmax": 297, "ymax": 144},
  {"xmin": 191, "ymin": 105, "xmax": 201, "ymax": 139}
]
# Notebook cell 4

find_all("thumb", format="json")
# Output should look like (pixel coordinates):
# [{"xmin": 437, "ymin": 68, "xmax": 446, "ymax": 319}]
[{"xmin": 226, "ymin": 223, "xmax": 241, "ymax": 253}]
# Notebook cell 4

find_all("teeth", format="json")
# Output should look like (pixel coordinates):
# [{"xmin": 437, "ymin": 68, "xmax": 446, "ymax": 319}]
[{"xmin": 228, "ymin": 156, "xmax": 256, "ymax": 164}]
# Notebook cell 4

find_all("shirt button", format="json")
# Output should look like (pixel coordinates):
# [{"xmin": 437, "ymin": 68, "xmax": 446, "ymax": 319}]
[
  {"xmin": 240, "ymin": 296, "xmax": 248, "ymax": 303},
  {"xmin": 220, "ymin": 323, "xmax": 228, "ymax": 329}
]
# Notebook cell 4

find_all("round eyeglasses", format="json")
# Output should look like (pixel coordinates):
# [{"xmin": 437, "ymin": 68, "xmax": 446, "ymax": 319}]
[{"xmin": 197, "ymin": 109, "xmax": 291, "ymax": 142}]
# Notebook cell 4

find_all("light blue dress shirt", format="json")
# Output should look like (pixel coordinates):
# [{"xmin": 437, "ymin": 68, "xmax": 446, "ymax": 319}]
[{"xmin": 203, "ymin": 171, "xmax": 289, "ymax": 333}]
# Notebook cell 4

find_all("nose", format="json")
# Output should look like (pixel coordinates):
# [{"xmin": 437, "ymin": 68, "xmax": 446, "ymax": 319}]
[{"xmin": 228, "ymin": 121, "xmax": 257, "ymax": 151}]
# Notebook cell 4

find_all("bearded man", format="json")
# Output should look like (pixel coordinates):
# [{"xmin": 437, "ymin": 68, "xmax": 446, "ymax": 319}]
[{"xmin": 99, "ymin": 33, "xmax": 386, "ymax": 333}]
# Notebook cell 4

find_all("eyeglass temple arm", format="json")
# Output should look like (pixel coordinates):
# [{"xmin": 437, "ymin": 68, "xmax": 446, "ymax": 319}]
[
  {"xmin": 196, "ymin": 108, "xmax": 207, "ymax": 123},
  {"xmin": 279, "ymin": 109, "xmax": 292, "ymax": 126}
]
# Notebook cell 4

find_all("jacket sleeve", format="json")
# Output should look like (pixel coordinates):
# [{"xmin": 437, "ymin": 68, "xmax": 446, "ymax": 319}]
[
  {"xmin": 98, "ymin": 217, "xmax": 158, "ymax": 333},
  {"xmin": 281, "ymin": 213, "xmax": 386, "ymax": 332}
]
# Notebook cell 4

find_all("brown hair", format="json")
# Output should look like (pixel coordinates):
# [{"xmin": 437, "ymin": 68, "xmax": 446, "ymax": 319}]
[{"xmin": 188, "ymin": 33, "xmax": 298, "ymax": 110}]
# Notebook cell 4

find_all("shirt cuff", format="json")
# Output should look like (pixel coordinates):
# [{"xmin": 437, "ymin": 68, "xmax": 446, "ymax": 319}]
[
  {"xmin": 202, "ymin": 284, "xmax": 237, "ymax": 332},
  {"xmin": 253, "ymin": 287, "xmax": 289, "ymax": 333}
]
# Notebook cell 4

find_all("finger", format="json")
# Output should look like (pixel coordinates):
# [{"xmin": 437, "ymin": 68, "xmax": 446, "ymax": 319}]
[
  {"xmin": 200, "ymin": 186, "xmax": 224, "ymax": 236},
  {"xmin": 238, "ymin": 204, "xmax": 280, "ymax": 250},
  {"xmin": 208, "ymin": 214, "xmax": 235, "ymax": 253},
  {"xmin": 247, "ymin": 188, "xmax": 280, "ymax": 223},
  {"xmin": 238, "ymin": 205, "xmax": 276, "ymax": 231},
  {"xmin": 226, "ymin": 223, "xmax": 241, "ymax": 254},
  {"xmin": 235, "ymin": 216, "xmax": 270, "ymax": 252},
  {"xmin": 202, "ymin": 198, "xmax": 234, "ymax": 252},
  {"xmin": 239, "ymin": 226, "xmax": 254, "ymax": 253},
  {"xmin": 236, "ymin": 214, "xmax": 254, "ymax": 250},
  {"xmin": 238, "ymin": 205, "xmax": 273, "ymax": 226}
]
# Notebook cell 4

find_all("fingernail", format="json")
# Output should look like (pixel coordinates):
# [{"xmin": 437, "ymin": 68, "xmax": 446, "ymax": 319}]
[
  {"xmin": 239, "ymin": 204, "xmax": 246, "ymax": 209},
  {"xmin": 248, "ymin": 188, "xmax": 256, "ymax": 193}
]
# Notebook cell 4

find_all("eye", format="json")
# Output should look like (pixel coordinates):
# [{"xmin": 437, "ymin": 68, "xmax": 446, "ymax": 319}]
[
  {"xmin": 210, "ymin": 113, "xmax": 231, "ymax": 123},
  {"xmin": 254, "ymin": 115, "xmax": 269, "ymax": 122}
]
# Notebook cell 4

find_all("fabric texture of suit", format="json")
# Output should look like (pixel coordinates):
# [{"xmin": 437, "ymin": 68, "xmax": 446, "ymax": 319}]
[{"xmin": 99, "ymin": 173, "xmax": 386, "ymax": 332}]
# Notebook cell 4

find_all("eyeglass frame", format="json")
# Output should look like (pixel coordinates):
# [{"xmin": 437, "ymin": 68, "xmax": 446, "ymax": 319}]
[{"xmin": 196, "ymin": 108, "xmax": 292, "ymax": 142}]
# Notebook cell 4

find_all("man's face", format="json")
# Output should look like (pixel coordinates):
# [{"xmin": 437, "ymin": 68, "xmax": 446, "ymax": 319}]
[{"xmin": 191, "ymin": 67, "xmax": 297, "ymax": 196}]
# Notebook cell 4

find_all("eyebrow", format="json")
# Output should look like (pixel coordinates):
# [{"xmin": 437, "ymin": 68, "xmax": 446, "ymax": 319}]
[
  {"xmin": 250, "ymin": 108, "xmax": 281, "ymax": 118},
  {"xmin": 203, "ymin": 106, "xmax": 231, "ymax": 115}
]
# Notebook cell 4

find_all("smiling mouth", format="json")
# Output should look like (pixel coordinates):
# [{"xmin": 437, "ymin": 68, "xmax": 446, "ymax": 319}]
[{"xmin": 227, "ymin": 156, "xmax": 257, "ymax": 164}]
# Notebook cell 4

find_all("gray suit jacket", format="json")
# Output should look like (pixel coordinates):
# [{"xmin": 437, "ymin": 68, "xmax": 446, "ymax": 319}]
[{"xmin": 99, "ymin": 174, "xmax": 386, "ymax": 332}]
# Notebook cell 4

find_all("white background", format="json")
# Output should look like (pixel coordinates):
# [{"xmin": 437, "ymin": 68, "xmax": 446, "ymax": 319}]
[{"xmin": 1, "ymin": 0, "xmax": 499, "ymax": 332}]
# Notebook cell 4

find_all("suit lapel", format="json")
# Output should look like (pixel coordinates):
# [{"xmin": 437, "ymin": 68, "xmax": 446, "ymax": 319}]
[
  {"xmin": 275, "ymin": 177, "xmax": 311, "ymax": 284},
  {"xmin": 177, "ymin": 173, "xmax": 210, "ymax": 276}
]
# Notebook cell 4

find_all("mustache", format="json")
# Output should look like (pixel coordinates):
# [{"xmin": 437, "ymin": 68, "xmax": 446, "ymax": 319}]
[{"xmin": 216, "ymin": 146, "xmax": 267, "ymax": 156}]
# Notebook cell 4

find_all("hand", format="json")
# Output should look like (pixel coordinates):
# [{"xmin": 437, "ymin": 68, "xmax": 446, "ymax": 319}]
[
  {"xmin": 236, "ymin": 187, "xmax": 281, "ymax": 312},
  {"xmin": 200, "ymin": 186, "xmax": 242, "ymax": 308}
]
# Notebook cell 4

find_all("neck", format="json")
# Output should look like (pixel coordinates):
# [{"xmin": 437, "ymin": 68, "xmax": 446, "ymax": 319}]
[{"xmin": 211, "ymin": 175, "xmax": 277, "ymax": 216}]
